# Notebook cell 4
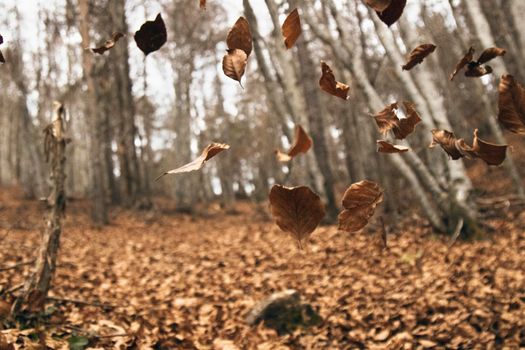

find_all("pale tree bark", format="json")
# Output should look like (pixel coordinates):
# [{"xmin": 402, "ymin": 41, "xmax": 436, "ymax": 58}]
[{"xmin": 12, "ymin": 102, "xmax": 67, "ymax": 315}]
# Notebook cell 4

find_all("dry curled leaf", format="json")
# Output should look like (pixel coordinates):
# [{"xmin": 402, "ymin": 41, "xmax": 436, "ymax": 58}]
[
  {"xmin": 199, "ymin": 0, "xmax": 206, "ymax": 9},
  {"xmin": 465, "ymin": 64, "xmax": 492, "ymax": 78},
  {"xmin": 477, "ymin": 47, "xmax": 506, "ymax": 65},
  {"xmin": 498, "ymin": 74, "xmax": 525, "ymax": 134},
  {"xmin": 282, "ymin": 8, "xmax": 302, "ymax": 49},
  {"xmin": 319, "ymin": 61, "xmax": 350, "ymax": 100},
  {"xmin": 377, "ymin": 140, "xmax": 409, "ymax": 153},
  {"xmin": 364, "ymin": 0, "xmax": 391, "ymax": 12},
  {"xmin": 275, "ymin": 125, "xmax": 313, "ymax": 162},
  {"xmin": 338, "ymin": 180, "xmax": 383, "ymax": 233},
  {"xmin": 430, "ymin": 129, "xmax": 507, "ymax": 165},
  {"xmin": 227, "ymin": 17, "xmax": 252, "ymax": 57},
  {"xmin": 0, "ymin": 34, "xmax": 5, "ymax": 64},
  {"xmin": 156, "ymin": 143, "xmax": 230, "ymax": 180},
  {"xmin": 92, "ymin": 32, "xmax": 124, "ymax": 55},
  {"xmin": 450, "ymin": 47, "xmax": 475, "ymax": 81},
  {"xmin": 268, "ymin": 185, "xmax": 325, "ymax": 246},
  {"xmin": 372, "ymin": 101, "xmax": 421, "ymax": 139},
  {"xmin": 376, "ymin": 0, "xmax": 407, "ymax": 26},
  {"xmin": 222, "ymin": 49, "xmax": 248, "ymax": 84},
  {"xmin": 402, "ymin": 43, "xmax": 436, "ymax": 71},
  {"xmin": 134, "ymin": 14, "xmax": 167, "ymax": 56}
]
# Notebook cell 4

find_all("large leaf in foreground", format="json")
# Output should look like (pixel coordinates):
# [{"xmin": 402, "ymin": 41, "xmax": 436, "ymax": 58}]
[{"xmin": 498, "ymin": 74, "xmax": 525, "ymax": 134}]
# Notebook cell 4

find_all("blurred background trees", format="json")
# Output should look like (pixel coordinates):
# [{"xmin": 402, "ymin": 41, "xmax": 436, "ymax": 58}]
[{"xmin": 0, "ymin": 0, "xmax": 523, "ymax": 230}]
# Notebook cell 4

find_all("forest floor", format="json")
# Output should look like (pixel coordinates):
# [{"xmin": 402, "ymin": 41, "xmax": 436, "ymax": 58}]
[{"xmin": 1, "ymin": 164, "xmax": 525, "ymax": 349}]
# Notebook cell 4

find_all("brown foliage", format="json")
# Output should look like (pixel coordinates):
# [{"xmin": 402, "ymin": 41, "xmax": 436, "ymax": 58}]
[
  {"xmin": 91, "ymin": 32, "xmax": 124, "ymax": 55},
  {"xmin": 450, "ymin": 47, "xmax": 505, "ymax": 80},
  {"xmin": 0, "ymin": 34, "xmax": 4, "ymax": 64},
  {"xmin": 199, "ymin": 0, "xmax": 206, "ymax": 9},
  {"xmin": 319, "ymin": 61, "xmax": 350, "ymax": 100},
  {"xmin": 372, "ymin": 101, "xmax": 422, "ymax": 139},
  {"xmin": 477, "ymin": 47, "xmax": 507, "ymax": 65},
  {"xmin": 156, "ymin": 143, "xmax": 230, "ymax": 180},
  {"xmin": 402, "ymin": 44, "xmax": 436, "ymax": 71},
  {"xmin": 338, "ymin": 180, "xmax": 383, "ymax": 233},
  {"xmin": 281, "ymin": 8, "xmax": 302, "ymax": 49},
  {"xmin": 450, "ymin": 47, "xmax": 475, "ymax": 81},
  {"xmin": 134, "ymin": 14, "xmax": 167, "ymax": 56},
  {"xmin": 376, "ymin": 0, "xmax": 407, "ymax": 26},
  {"xmin": 226, "ymin": 17, "xmax": 252, "ymax": 57},
  {"xmin": 275, "ymin": 125, "xmax": 313, "ymax": 162},
  {"xmin": 222, "ymin": 49, "xmax": 248, "ymax": 84},
  {"xmin": 364, "ymin": 0, "xmax": 391, "ymax": 12},
  {"xmin": 430, "ymin": 129, "xmax": 507, "ymax": 166},
  {"xmin": 268, "ymin": 185, "xmax": 325, "ymax": 246},
  {"xmin": 377, "ymin": 140, "xmax": 409, "ymax": 153},
  {"xmin": 498, "ymin": 74, "xmax": 525, "ymax": 134}
]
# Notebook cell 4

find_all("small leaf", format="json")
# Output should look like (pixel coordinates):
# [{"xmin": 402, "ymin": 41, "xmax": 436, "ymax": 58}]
[
  {"xmin": 450, "ymin": 47, "xmax": 475, "ymax": 81},
  {"xmin": 134, "ymin": 14, "xmax": 167, "ymax": 56},
  {"xmin": 372, "ymin": 101, "xmax": 421, "ymax": 139},
  {"xmin": 156, "ymin": 143, "xmax": 230, "ymax": 180},
  {"xmin": 68, "ymin": 335, "xmax": 90, "ymax": 350},
  {"xmin": 471, "ymin": 129, "xmax": 507, "ymax": 166},
  {"xmin": 338, "ymin": 180, "xmax": 383, "ymax": 233},
  {"xmin": 92, "ymin": 32, "xmax": 124, "ymax": 55},
  {"xmin": 0, "ymin": 34, "xmax": 5, "ymax": 64},
  {"xmin": 377, "ymin": 140, "xmax": 409, "ymax": 153},
  {"xmin": 199, "ymin": 0, "xmax": 206, "ymax": 9},
  {"xmin": 498, "ymin": 74, "xmax": 525, "ymax": 134},
  {"xmin": 372, "ymin": 102, "xmax": 398, "ymax": 135},
  {"xmin": 319, "ymin": 61, "xmax": 350, "ymax": 100},
  {"xmin": 222, "ymin": 49, "xmax": 248, "ymax": 84},
  {"xmin": 269, "ymin": 185, "xmax": 326, "ymax": 246},
  {"xmin": 476, "ymin": 47, "xmax": 506, "ymax": 65},
  {"xmin": 227, "ymin": 17, "xmax": 252, "ymax": 57},
  {"xmin": 465, "ymin": 64, "xmax": 492, "ymax": 78},
  {"xmin": 364, "ymin": 0, "xmax": 392, "ymax": 12},
  {"xmin": 402, "ymin": 43, "xmax": 436, "ymax": 71},
  {"xmin": 275, "ymin": 125, "xmax": 313, "ymax": 162},
  {"xmin": 376, "ymin": 0, "xmax": 407, "ymax": 26},
  {"xmin": 281, "ymin": 8, "xmax": 302, "ymax": 49},
  {"xmin": 429, "ymin": 129, "xmax": 463, "ymax": 160}
]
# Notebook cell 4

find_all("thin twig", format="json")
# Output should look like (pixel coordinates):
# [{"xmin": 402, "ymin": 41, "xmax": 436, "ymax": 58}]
[
  {"xmin": 447, "ymin": 218, "xmax": 464, "ymax": 250},
  {"xmin": 0, "ymin": 259, "xmax": 35, "ymax": 272}
]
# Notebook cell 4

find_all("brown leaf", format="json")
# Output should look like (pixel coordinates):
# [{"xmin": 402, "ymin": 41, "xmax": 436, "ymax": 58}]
[
  {"xmin": 402, "ymin": 43, "xmax": 436, "ymax": 71},
  {"xmin": 377, "ymin": 140, "xmax": 409, "ymax": 153},
  {"xmin": 268, "ymin": 185, "xmax": 326, "ymax": 246},
  {"xmin": 372, "ymin": 101, "xmax": 421, "ymax": 139},
  {"xmin": 134, "ymin": 13, "xmax": 167, "ymax": 56},
  {"xmin": 222, "ymin": 49, "xmax": 248, "ymax": 84},
  {"xmin": 498, "ymin": 74, "xmax": 525, "ymax": 134},
  {"xmin": 338, "ymin": 180, "xmax": 383, "ymax": 233},
  {"xmin": 199, "ymin": 0, "xmax": 206, "ymax": 9},
  {"xmin": 464, "ymin": 64, "xmax": 492, "ymax": 78},
  {"xmin": 276, "ymin": 125, "xmax": 313, "ymax": 162},
  {"xmin": 376, "ymin": 0, "xmax": 407, "ymax": 26},
  {"xmin": 393, "ymin": 101, "xmax": 422, "ymax": 139},
  {"xmin": 0, "ymin": 334, "xmax": 14, "ymax": 350},
  {"xmin": 156, "ymin": 143, "xmax": 230, "ymax": 180},
  {"xmin": 364, "ymin": 0, "xmax": 392, "ymax": 12},
  {"xmin": 450, "ymin": 47, "xmax": 475, "ymax": 81},
  {"xmin": 281, "ymin": 8, "xmax": 302, "ymax": 49},
  {"xmin": 92, "ymin": 32, "xmax": 124, "ymax": 55},
  {"xmin": 476, "ymin": 47, "xmax": 506, "ymax": 65},
  {"xmin": 429, "ymin": 129, "xmax": 463, "ymax": 160},
  {"xmin": 0, "ymin": 34, "xmax": 4, "ymax": 64},
  {"xmin": 319, "ymin": 61, "xmax": 350, "ymax": 100},
  {"xmin": 471, "ymin": 129, "xmax": 507, "ymax": 166},
  {"xmin": 227, "ymin": 17, "xmax": 252, "ymax": 57}
]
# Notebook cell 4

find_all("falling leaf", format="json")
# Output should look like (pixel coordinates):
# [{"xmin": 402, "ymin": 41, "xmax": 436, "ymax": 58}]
[
  {"xmin": 402, "ymin": 43, "xmax": 436, "ymax": 71},
  {"xmin": 471, "ymin": 129, "xmax": 507, "ymax": 166},
  {"xmin": 476, "ymin": 47, "xmax": 506, "ymax": 65},
  {"xmin": 156, "ymin": 143, "xmax": 230, "ymax": 180},
  {"xmin": 134, "ymin": 13, "xmax": 167, "ymax": 56},
  {"xmin": 338, "ymin": 180, "xmax": 383, "ymax": 233},
  {"xmin": 450, "ymin": 47, "xmax": 475, "ymax": 81},
  {"xmin": 268, "ymin": 185, "xmax": 326, "ymax": 246},
  {"xmin": 372, "ymin": 101, "xmax": 421, "ymax": 139},
  {"xmin": 465, "ymin": 64, "xmax": 492, "ymax": 78},
  {"xmin": 0, "ymin": 34, "xmax": 4, "ymax": 64},
  {"xmin": 275, "ymin": 125, "xmax": 313, "ymax": 162},
  {"xmin": 91, "ymin": 32, "xmax": 124, "ymax": 55},
  {"xmin": 222, "ymin": 49, "xmax": 248, "ymax": 84},
  {"xmin": 430, "ymin": 129, "xmax": 507, "ymax": 165},
  {"xmin": 364, "ymin": 0, "xmax": 392, "ymax": 12},
  {"xmin": 227, "ymin": 17, "xmax": 252, "ymax": 57},
  {"xmin": 498, "ymin": 74, "xmax": 525, "ymax": 134},
  {"xmin": 199, "ymin": 0, "xmax": 206, "ymax": 9},
  {"xmin": 319, "ymin": 61, "xmax": 350, "ymax": 100},
  {"xmin": 377, "ymin": 140, "xmax": 409, "ymax": 153},
  {"xmin": 282, "ymin": 8, "xmax": 302, "ymax": 49},
  {"xmin": 376, "ymin": 0, "xmax": 407, "ymax": 26}
]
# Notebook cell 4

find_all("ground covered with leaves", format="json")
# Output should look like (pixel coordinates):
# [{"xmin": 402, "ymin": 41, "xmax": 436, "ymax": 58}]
[{"xmin": 1, "ymin": 187, "xmax": 525, "ymax": 349}]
